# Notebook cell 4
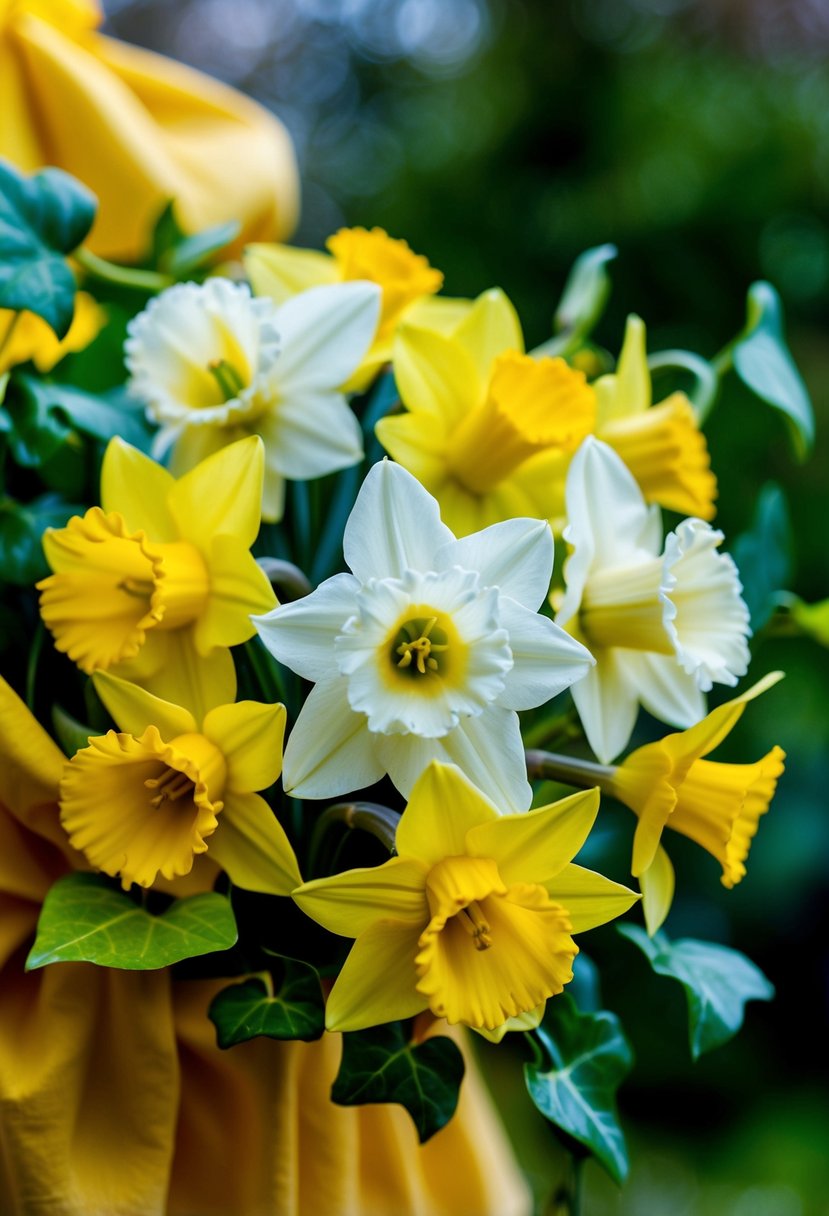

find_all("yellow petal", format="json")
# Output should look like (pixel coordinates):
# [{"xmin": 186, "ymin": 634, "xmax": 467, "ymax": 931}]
[
  {"xmin": 244, "ymin": 242, "xmax": 337, "ymax": 305},
  {"xmin": 465, "ymin": 788, "xmax": 601, "ymax": 886},
  {"xmin": 640, "ymin": 845, "xmax": 675, "ymax": 936},
  {"xmin": 452, "ymin": 287, "xmax": 524, "ymax": 385},
  {"xmin": 546, "ymin": 862, "xmax": 641, "ymax": 933},
  {"xmin": 112, "ymin": 632, "xmax": 237, "ymax": 724},
  {"xmin": 202, "ymin": 700, "xmax": 285, "ymax": 793},
  {"xmin": 474, "ymin": 1002, "xmax": 545, "ymax": 1043},
  {"xmin": 394, "ymin": 323, "xmax": 482, "ymax": 426},
  {"xmin": 395, "ymin": 761, "xmax": 499, "ymax": 869},
  {"xmin": 0, "ymin": 291, "xmax": 105, "ymax": 375},
  {"xmin": 326, "ymin": 226, "xmax": 443, "ymax": 341},
  {"xmin": 210, "ymin": 790, "xmax": 301, "ymax": 895},
  {"xmin": 325, "ymin": 920, "xmax": 426, "ymax": 1032},
  {"xmin": 405, "ymin": 293, "xmax": 475, "ymax": 336},
  {"xmin": 167, "ymin": 434, "xmax": 265, "ymax": 550},
  {"xmin": 293, "ymin": 857, "xmax": 429, "ymax": 937},
  {"xmin": 374, "ymin": 412, "xmax": 450, "ymax": 490},
  {"xmin": 594, "ymin": 313, "xmax": 650, "ymax": 426},
  {"xmin": 100, "ymin": 437, "xmax": 177, "ymax": 539},
  {"xmin": 0, "ymin": 676, "xmax": 65, "ymax": 840},
  {"xmin": 93, "ymin": 670, "xmax": 197, "ymax": 739},
  {"xmin": 193, "ymin": 538, "xmax": 276, "ymax": 654}
]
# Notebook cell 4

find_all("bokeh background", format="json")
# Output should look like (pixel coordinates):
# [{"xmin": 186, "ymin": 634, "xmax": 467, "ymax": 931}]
[{"xmin": 100, "ymin": 2, "xmax": 829, "ymax": 1212}]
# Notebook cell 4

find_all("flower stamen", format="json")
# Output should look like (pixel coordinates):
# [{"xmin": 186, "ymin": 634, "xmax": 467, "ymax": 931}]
[
  {"xmin": 208, "ymin": 357, "xmax": 247, "ymax": 402},
  {"xmin": 145, "ymin": 766, "xmax": 195, "ymax": 807},
  {"xmin": 393, "ymin": 616, "xmax": 449, "ymax": 675},
  {"xmin": 459, "ymin": 901, "xmax": 493, "ymax": 951}
]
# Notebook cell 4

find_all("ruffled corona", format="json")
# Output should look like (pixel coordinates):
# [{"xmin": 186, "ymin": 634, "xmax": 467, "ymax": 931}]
[{"xmin": 293, "ymin": 762, "xmax": 638, "ymax": 1034}]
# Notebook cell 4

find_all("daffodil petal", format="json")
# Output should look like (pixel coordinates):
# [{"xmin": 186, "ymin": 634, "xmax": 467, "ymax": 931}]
[
  {"xmin": 635, "ymin": 653, "xmax": 706, "ymax": 730},
  {"xmin": 405, "ymin": 293, "xmax": 473, "ymax": 334},
  {"xmin": 474, "ymin": 1003, "xmax": 545, "ymax": 1043},
  {"xmin": 441, "ymin": 709, "xmax": 532, "ymax": 814},
  {"xmin": 342, "ymin": 460, "xmax": 454, "ymax": 583},
  {"xmin": 0, "ymin": 678, "xmax": 65, "ymax": 846},
  {"xmin": 496, "ymin": 597, "xmax": 595, "ymax": 711},
  {"xmin": 112, "ymin": 635, "xmax": 237, "ymax": 724},
  {"xmin": 594, "ymin": 314, "xmax": 650, "ymax": 427},
  {"xmin": 281, "ymin": 679, "xmax": 384, "ymax": 799},
  {"xmin": 100, "ymin": 438, "xmax": 177, "ymax": 539},
  {"xmin": 274, "ymin": 282, "xmax": 381, "ymax": 392},
  {"xmin": 93, "ymin": 671, "xmax": 197, "ymax": 739},
  {"xmin": 325, "ymin": 920, "xmax": 426, "ymax": 1032},
  {"xmin": 254, "ymin": 573, "xmax": 359, "ymax": 681},
  {"xmin": 193, "ymin": 539, "xmax": 276, "ymax": 654},
  {"xmin": 293, "ymin": 857, "xmax": 429, "ymax": 937},
  {"xmin": 640, "ymin": 845, "xmax": 675, "ymax": 936},
  {"xmin": 167, "ymin": 435, "xmax": 265, "ymax": 550},
  {"xmin": 545, "ymin": 862, "xmax": 641, "ymax": 932},
  {"xmin": 434, "ymin": 518, "xmax": 553, "ymax": 611},
  {"xmin": 374, "ymin": 412, "xmax": 449, "ymax": 488},
  {"xmin": 202, "ymin": 700, "xmax": 285, "ymax": 793},
  {"xmin": 662, "ymin": 670, "xmax": 784, "ymax": 763},
  {"xmin": 244, "ymin": 243, "xmax": 337, "ymax": 305},
  {"xmin": 210, "ymin": 791, "xmax": 301, "ymax": 894},
  {"xmin": 452, "ymin": 287, "xmax": 524, "ymax": 383},
  {"xmin": 466, "ymin": 789, "xmax": 601, "ymax": 886},
  {"xmin": 570, "ymin": 652, "xmax": 640, "ymax": 765},
  {"xmin": 393, "ymin": 323, "xmax": 482, "ymax": 426},
  {"xmin": 395, "ymin": 761, "xmax": 500, "ymax": 868},
  {"xmin": 258, "ymin": 390, "xmax": 363, "ymax": 478}
]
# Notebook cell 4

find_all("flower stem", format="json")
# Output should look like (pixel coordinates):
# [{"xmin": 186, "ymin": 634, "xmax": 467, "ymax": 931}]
[
  {"xmin": 525, "ymin": 749, "xmax": 615, "ymax": 789},
  {"xmin": 74, "ymin": 246, "xmax": 173, "ymax": 293},
  {"xmin": 309, "ymin": 800, "xmax": 400, "ymax": 875}
]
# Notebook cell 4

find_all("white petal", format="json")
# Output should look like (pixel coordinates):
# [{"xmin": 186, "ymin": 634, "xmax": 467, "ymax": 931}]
[
  {"xmin": 343, "ymin": 460, "xmax": 454, "ymax": 582},
  {"xmin": 497, "ymin": 598, "xmax": 595, "ymax": 711},
  {"xmin": 635, "ymin": 653, "xmax": 706, "ymax": 729},
  {"xmin": 570, "ymin": 650, "xmax": 641, "ymax": 764},
  {"xmin": 258, "ymin": 390, "xmax": 363, "ymax": 479},
  {"xmin": 253, "ymin": 573, "xmax": 360, "ymax": 681},
  {"xmin": 282, "ymin": 679, "xmax": 384, "ymax": 799},
  {"xmin": 274, "ymin": 282, "xmax": 381, "ymax": 392},
  {"xmin": 434, "ymin": 518, "xmax": 554, "ymax": 610}
]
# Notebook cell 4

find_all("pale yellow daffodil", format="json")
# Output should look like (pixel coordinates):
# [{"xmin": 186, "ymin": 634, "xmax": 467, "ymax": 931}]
[
  {"xmin": 59, "ymin": 670, "xmax": 300, "ymax": 893},
  {"xmin": 246, "ymin": 225, "xmax": 455, "ymax": 389},
  {"xmin": 0, "ymin": 291, "xmax": 105, "ymax": 374},
  {"xmin": 294, "ymin": 761, "xmax": 638, "ymax": 1034},
  {"xmin": 38, "ymin": 434, "xmax": 275, "ymax": 714},
  {"xmin": 376, "ymin": 288, "xmax": 595, "ymax": 536},
  {"xmin": 1, "ymin": 0, "xmax": 298, "ymax": 259}
]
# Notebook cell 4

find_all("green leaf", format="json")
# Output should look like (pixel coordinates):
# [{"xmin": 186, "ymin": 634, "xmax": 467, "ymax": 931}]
[
  {"xmin": 0, "ymin": 160, "xmax": 96, "ymax": 338},
  {"xmin": 1, "ymin": 377, "xmax": 72, "ymax": 466},
  {"xmin": 14, "ymin": 375, "xmax": 151, "ymax": 450},
  {"xmin": 733, "ymin": 281, "xmax": 814, "ymax": 459},
  {"xmin": 618, "ymin": 924, "xmax": 774, "ymax": 1059},
  {"xmin": 732, "ymin": 482, "xmax": 792, "ymax": 630},
  {"xmin": 0, "ymin": 493, "xmax": 83, "ymax": 585},
  {"xmin": 554, "ymin": 244, "xmax": 617, "ymax": 341},
  {"xmin": 208, "ymin": 957, "xmax": 325, "ymax": 1047},
  {"xmin": 332, "ymin": 1022, "xmax": 465, "ymax": 1144},
  {"xmin": 149, "ymin": 200, "xmax": 186, "ymax": 264},
  {"xmin": 164, "ymin": 221, "xmax": 241, "ymax": 278},
  {"xmin": 525, "ymin": 993, "xmax": 633, "ymax": 1184},
  {"xmin": 26, "ymin": 872, "xmax": 238, "ymax": 970},
  {"xmin": 51, "ymin": 704, "xmax": 95, "ymax": 757},
  {"xmin": 787, "ymin": 595, "xmax": 829, "ymax": 646}
]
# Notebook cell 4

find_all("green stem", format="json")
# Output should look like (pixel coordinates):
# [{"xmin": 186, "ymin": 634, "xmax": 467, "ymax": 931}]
[
  {"xmin": 522, "ymin": 710, "xmax": 580, "ymax": 751},
  {"xmin": 309, "ymin": 801, "xmax": 400, "ymax": 875},
  {"xmin": 74, "ymin": 246, "xmax": 172, "ymax": 293},
  {"xmin": 570, "ymin": 1155, "xmax": 585, "ymax": 1215},
  {"xmin": 525, "ymin": 750, "xmax": 615, "ymax": 789},
  {"xmin": 25, "ymin": 623, "xmax": 45, "ymax": 713},
  {"xmin": 257, "ymin": 557, "xmax": 312, "ymax": 602},
  {"xmin": 647, "ymin": 349, "xmax": 720, "ymax": 423}
]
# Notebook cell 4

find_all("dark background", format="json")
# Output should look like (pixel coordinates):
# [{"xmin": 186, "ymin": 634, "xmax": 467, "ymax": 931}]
[{"xmin": 100, "ymin": 2, "xmax": 829, "ymax": 1211}]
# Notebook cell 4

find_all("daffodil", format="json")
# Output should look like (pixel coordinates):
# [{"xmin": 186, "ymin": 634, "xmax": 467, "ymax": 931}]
[
  {"xmin": 294, "ymin": 762, "xmax": 638, "ymax": 1033},
  {"xmin": 555, "ymin": 437, "xmax": 750, "ymax": 764},
  {"xmin": 245, "ymin": 226, "xmax": 453, "ymax": 387},
  {"xmin": 376, "ymin": 288, "xmax": 595, "ymax": 537},
  {"xmin": 38, "ymin": 434, "xmax": 275, "ymax": 713},
  {"xmin": 591, "ymin": 315, "xmax": 717, "ymax": 520},
  {"xmin": 0, "ymin": 291, "xmax": 104, "ymax": 374},
  {"xmin": 125, "ymin": 277, "xmax": 381, "ymax": 520},
  {"xmin": 59, "ymin": 670, "xmax": 300, "ymax": 893},
  {"xmin": 255, "ymin": 460, "xmax": 593, "ymax": 811},
  {"xmin": 2, "ymin": 0, "xmax": 298, "ymax": 260}
]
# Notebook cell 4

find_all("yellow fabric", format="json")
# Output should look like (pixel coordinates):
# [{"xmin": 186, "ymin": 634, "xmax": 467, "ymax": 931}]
[
  {"xmin": 2, "ymin": 2, "xmax": 298, "ymax": 260},
  {"xmin": 0, "ymin": 682, "xmax": 531, "ymax": 1214}
]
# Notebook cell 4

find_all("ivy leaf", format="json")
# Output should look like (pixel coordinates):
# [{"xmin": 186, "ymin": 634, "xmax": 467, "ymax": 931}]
[
  {"xmin": 0, "ymin": 160, "xmax": 96, "ymax": 338},
  {"xmin": 26, "ymin": 872, "xmax": 238, "ymax": 970},
  {"xmin": 732, "ymin": 482, "xmax": 792, "ymax": 631},
  {"xmin": 618, "ymin": 924, "xmax": 774, "ymax": 1059},
  {"xmin": 208, "ymin": 957, "xmax": 325, "ymax": 1047},
  {"xmin": 332, "ymin": 1022, "xmax": 465, "ymax": 1144},
  {"xmin": 525, "ymin": 993, "xmax": 633, "ymax": 1185},
  {"xmin": 0, "ymin": 492, "xmax": 83, "ymax": 585},
  {"xmin": 554, "ymin": 243, "xmax": 617, "ymax": 341},
  {"xmin": 732, "ymin": 281, "xmax": 814, "ymax": 460},
  {"xmin": 13, "ymin": 375, "xmax": 150, "ymax": 451}
]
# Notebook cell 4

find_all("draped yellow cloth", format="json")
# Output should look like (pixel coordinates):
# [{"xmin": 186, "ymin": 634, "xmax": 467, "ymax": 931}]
[
  {"xmin": 0, "ymin": 676, "xmax": 531, "ymax": 1216},
  {"xmin": 0, "ymin": 0, "xmax": 299, "ymax": 259}
]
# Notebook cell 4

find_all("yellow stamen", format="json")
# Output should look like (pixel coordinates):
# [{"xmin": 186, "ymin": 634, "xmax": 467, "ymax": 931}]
[
  {"xmin": 145, "ymin": 766, "xmax": 195, "ymax": 807},
  {"xmin": 447, "ymin": 351, "xmax": 595, "ymax": 495},
  {"xmin": 395, "ymin": 616, "xmax": 449, "ymax": 674}
]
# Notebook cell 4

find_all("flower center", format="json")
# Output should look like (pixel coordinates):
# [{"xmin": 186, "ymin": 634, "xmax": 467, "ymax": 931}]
[
  {"xmin": 207, "ymin": 357, "xmax": 247, "ymax": 403},
  {"xmin": 446, "ymin": 351, "xmax": 595, "ymax": 496},
  {"xmin": 458, "ymin": 900, "xmax": 493, "ymax": 951},
  {"xmin": 393, "ymin": 615, "xmax": 450, "ymax": 676}
]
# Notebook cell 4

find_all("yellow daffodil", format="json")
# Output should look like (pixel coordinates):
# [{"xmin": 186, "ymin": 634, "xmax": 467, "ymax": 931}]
[
  {"xmin": 294, "ymin": 762, "xmax": 638, "ymax": 1034},
  {"xmin": 60, "ymin": 670, "xmax": 300, "ymax": 893},
  {"xmin": 245, "ymin": 226, "xmax": 455, "ymax": 388},
  {"xmin": 1, "ymin": 0, "xmax": 298, "ymax": 259},
  {"xmin": 555, "ymin": 437, "xmax": 750, "ymax": 763},
  {"xmin": 125, "ymin": 277, "xmax": 381, "ymax": 520},
  {"xmin": 591, "ymin": 315, "xmax": 717, "ymax": 520},
  {"xmin": 256, "ymin": 460, "xmax": 593, "ymax": 812},
  {"xmin": 376, "ymin": 288, "xmax": 596, "ymax": 536},
  {"xmin": 38, "ymin": 434, "xmax": 275, "ymax": 712},
  {"xmin": 607, "ymin": 672, "xmax": 785, "ymax": 931},
  {"xmin": 0, "ymin": 291, "xmax": 105, "ymax": 374}
]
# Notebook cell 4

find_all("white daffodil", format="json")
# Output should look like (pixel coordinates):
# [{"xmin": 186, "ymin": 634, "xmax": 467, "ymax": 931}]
[
  {"xmin": 125, "ymin": 276, "xmax": 381, "ymax": 520},
  {"xmin": 254, "ymin": 461, "xmax": 594, "ymax": 811},
  {"xmin": 555, "ymin": 437, "xmax": 751, "ymax": 764}
]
